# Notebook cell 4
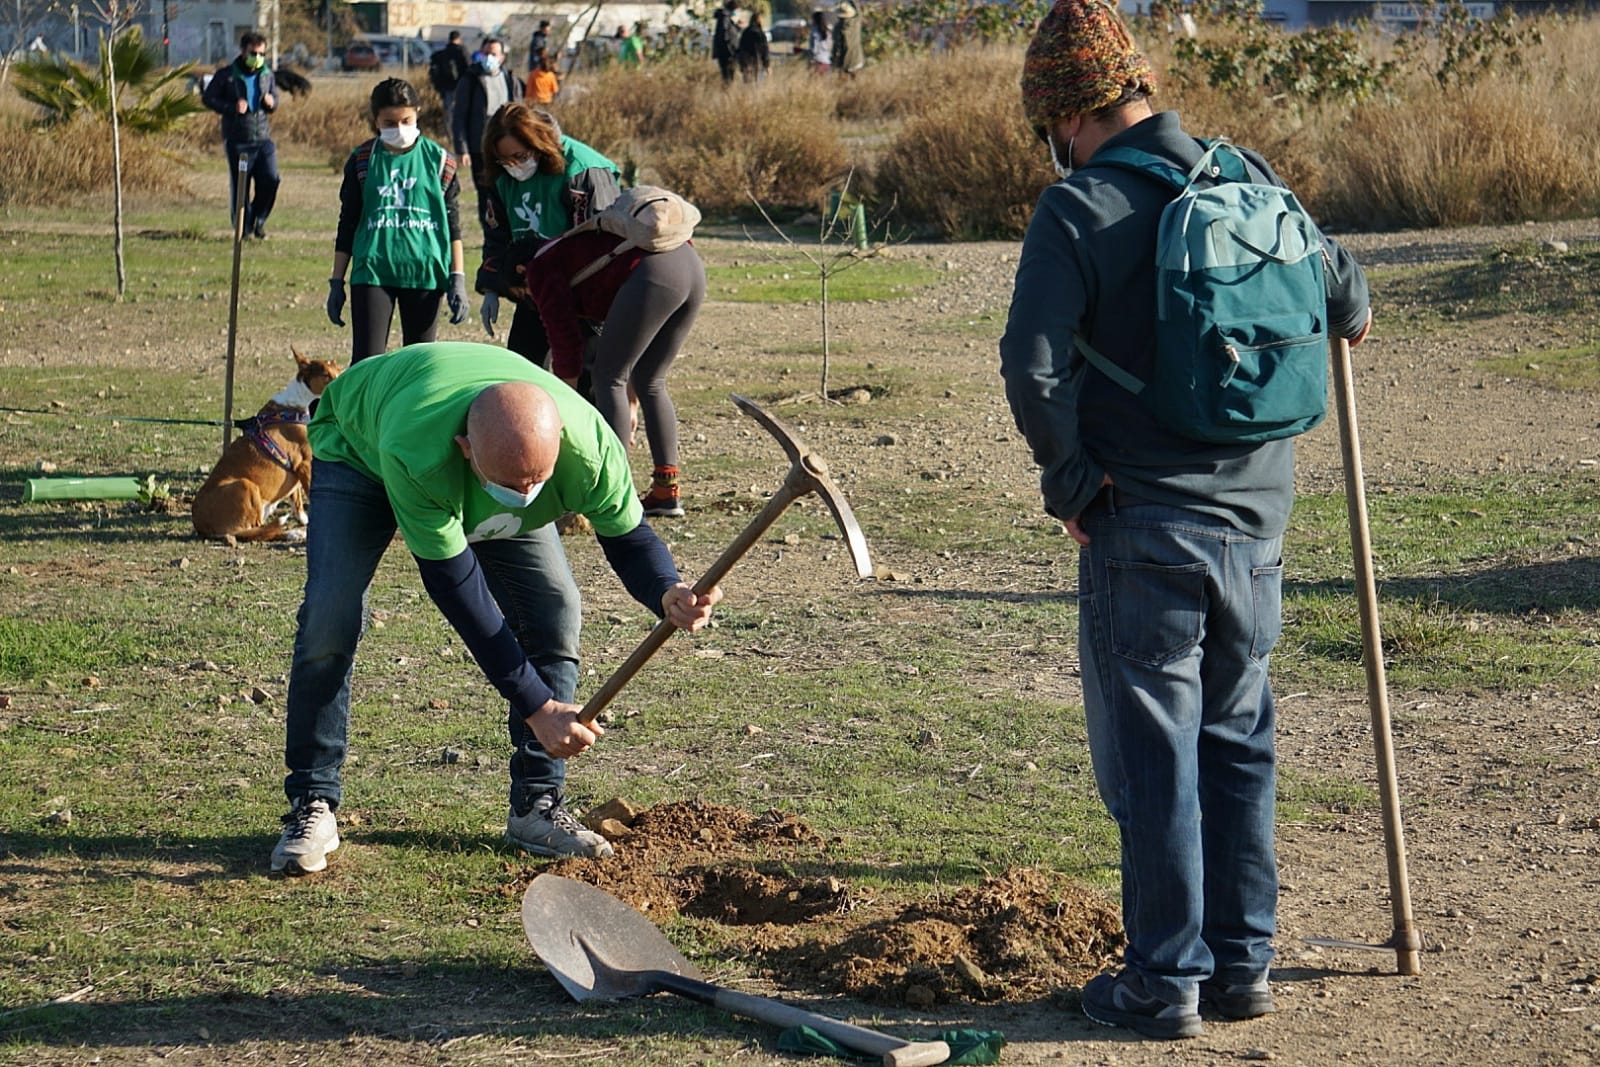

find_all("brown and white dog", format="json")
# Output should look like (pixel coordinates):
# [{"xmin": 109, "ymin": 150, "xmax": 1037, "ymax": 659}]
[{"xmin": 191, "ymin": 351, "xmax": 341, "ymax": 544}]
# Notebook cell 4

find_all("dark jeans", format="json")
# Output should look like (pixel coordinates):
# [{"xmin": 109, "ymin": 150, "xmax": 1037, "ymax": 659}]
[
  {"xmin": 283, "ymin": 459, "xmax": 582, "ymax": 814},
  {"xmin": 349, "ymin": 284, "xmax": 443, "ymax": 363},
  {"xmin": 224, "ymin": 139, "xmax": 280, "ymax": 232},
  {"xmin": 1077, "ymin": 491, "xmax": 1283, "ymax": 1005}
]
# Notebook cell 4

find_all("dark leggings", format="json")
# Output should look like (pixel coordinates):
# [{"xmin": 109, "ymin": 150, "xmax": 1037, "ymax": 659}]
[
  {"xmin": 507, "ymin": 299, "xmax": 551, "ymax": 370},
  {"xmin": 592, "ymin": 244, "xmax": 706, "ymax": 471},
  {"xmin": 350, "ymin": 285, "xmax": 443, "ymax": 363}
]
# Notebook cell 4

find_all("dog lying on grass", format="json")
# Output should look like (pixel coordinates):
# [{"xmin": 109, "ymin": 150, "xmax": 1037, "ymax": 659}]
[{"xmin": 191, "ymin": 351, "xmax": 341, "ymax": 544}]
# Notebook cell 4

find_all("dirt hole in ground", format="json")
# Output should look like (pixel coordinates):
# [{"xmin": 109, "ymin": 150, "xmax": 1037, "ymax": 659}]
[{"xmin": 497, "ymin": 798, "xmax": 1123, "ymax": 1007}]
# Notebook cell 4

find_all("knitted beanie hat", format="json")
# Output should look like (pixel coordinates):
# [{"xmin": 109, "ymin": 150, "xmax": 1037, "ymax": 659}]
[{"xmin": 1021, "ymin": 0, "xmax": 1156, "ymax": 129}]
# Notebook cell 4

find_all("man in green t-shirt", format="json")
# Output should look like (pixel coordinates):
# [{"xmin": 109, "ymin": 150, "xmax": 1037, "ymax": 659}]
[{"xmin": 271, "ymin": 342, "xmax": 721, "ymax": 875}]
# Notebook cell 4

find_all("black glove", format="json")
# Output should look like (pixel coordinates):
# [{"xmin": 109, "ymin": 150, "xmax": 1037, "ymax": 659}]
[
  {"xmin": 447, "ymin": 272, "xmax": 470, "ymax": 325},
  {"xmin": 326, "ymin": 279, "xmax": 346, "ymax": 327}
]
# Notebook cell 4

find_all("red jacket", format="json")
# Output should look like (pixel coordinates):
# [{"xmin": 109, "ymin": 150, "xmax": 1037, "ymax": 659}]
[{"xmin": 521, "ymin": 231, "xmax": 646, "ymax": 378}]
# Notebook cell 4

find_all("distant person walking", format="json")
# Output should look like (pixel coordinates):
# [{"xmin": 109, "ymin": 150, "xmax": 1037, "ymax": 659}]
[
  {"xmin": 326, "ymin": 78, "xmax": 469, "ymax": 363},
  {"xmin": 618, "ymin": 23, "xmax": 647, "ymax": 67},
  {"xmin": 529, "ymin": 20, "xmax": 552, "ymax": 69},
  {"xmin": 451, "ymin": 38, "xmax": 523, "ymax": 233},
  {"xmin": 712, "ymin": 0, "xmax": 740, "ymax": 85},
  {"xmin": 526, "ymin": 53, "xmax": 561, "ymax": 105},
  {"xmin": 428, "ymin": 31, "xmax": 470, "ymax": 120},
  {"xmin": 737, "ymin": 14, "xmax": 770, "ymax": 83},
  {"xmin": 807, "ymin": 11, "xmax": 833, "ymax": 76},
  {"xmin": 832, "ymin": 1, "xmax": 866, "ymax": 76},
  {"xmin": 201, "ymin": 31, "xmax": 278, "ymax": 239}
]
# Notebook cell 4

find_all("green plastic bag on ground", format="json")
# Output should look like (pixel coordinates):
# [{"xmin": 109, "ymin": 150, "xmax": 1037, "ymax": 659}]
[{"xmin": 775, "ymin": 1025, "xmax": 1005, "ymax": 1065}]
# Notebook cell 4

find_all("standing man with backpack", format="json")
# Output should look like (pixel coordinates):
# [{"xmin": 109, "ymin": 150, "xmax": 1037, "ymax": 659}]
[
  {"xmin": 202, "ymin": 31, "xmax": 278, "ymax": 239},
  {"xmin": 999, "ymin": 0, "xmax": 1371, "ymax": 1043},
  {"xmin": 429, "ymin": 31, "xmax": 471, "ymax": 121}
]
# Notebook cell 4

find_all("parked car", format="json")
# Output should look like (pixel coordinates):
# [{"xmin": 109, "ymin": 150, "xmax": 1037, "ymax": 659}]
[
  {"xmin": 768, "ymin": 18, "xmax": 808, "ymax": 56},
  {"xmin": 341, "ymin": 42, "xmax": 380, "ymax": 71}
]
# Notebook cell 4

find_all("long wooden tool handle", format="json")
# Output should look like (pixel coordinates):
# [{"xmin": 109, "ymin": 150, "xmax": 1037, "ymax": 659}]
[
  {"xmin": 577, "ymin": 466, "xmax": 815, "ymax": 725},
  {"xmin": 222, "ymin": 154, "xmax": 250, "ymax": 455},
  {"xmin": 654, "ymin": 971, "xmax": 950, "ymax": 1067},
  {"xmin": 1330, "ymin": 335, "xmax": 1423, "ymax": 977}
]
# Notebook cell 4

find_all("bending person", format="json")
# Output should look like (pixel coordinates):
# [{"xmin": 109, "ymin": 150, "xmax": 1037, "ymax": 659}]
[
  {"xmin": 272, "ymin": 342, "xmax": 721, "ymax": 875},
  {"xmin": 522, "ymin": 223, "xmax": 705, "ymax": 518}
]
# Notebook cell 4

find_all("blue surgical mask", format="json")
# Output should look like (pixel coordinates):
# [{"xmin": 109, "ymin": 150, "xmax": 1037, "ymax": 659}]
[
  {"xmin": 470, "ymin": 449, "xmax": 544, "ymax": 509},
  {"xmin": 482, "ymin": 53, "xmax": 502, "ymax": 74},
  {"xmin": 483, "ymin": 478, "xmax": 543, "ymax": 509}
]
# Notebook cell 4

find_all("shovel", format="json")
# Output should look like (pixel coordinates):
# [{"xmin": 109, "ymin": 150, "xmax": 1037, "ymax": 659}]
[{"xmin": 522, "ymin": 874, "xmax": 950, "ymax": 1067}]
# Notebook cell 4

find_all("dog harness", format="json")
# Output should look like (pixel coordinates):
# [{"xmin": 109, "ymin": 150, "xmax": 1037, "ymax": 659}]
[{"xmin": 236, "ymin": 405, "xmax": 309, "ymax": 473}]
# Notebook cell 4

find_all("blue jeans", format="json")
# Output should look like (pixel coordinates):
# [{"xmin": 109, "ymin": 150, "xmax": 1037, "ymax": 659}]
[
  {"xmin": 224, "ymin": 139, "xmax": 280, "ymax": 232},
  {"xmin": 1077, "ymin": 491, "xmax": 1283, "ymax": 1006},
  {"xmin": 283, "ymin": 459, "xmax": 582, "ymax": 814}
]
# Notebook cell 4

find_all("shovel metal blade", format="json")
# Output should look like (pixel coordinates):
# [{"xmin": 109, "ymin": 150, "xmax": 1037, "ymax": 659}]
[{"xmin": 522, "ymin": 874, "xmax": 706, "ymax": 1002}]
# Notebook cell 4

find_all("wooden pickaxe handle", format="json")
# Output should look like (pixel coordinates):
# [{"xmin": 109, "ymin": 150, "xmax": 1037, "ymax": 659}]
[{"xmin": 576, "ymin": 395, "xmax": 871, "ymax": 725}]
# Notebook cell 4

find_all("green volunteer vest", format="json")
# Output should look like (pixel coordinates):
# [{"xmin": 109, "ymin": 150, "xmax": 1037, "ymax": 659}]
[
  {"xmin": 350, "ymin": 137, "xmax": 451, "ymax": 290},
  {"xmin": 493, "ymin": 136, "xmax": 618, "ymax": 241}
]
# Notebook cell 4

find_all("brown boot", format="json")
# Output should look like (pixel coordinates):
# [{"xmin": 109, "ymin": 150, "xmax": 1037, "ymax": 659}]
[{"xmin": 641, "ymin": 466, "xmax": 684, "ymax": 518}]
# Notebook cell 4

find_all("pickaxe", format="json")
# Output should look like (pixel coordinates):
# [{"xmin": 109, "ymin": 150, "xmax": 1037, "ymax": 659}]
[{"xmin": 578, "ymin": 394, "xmax": 872, "ymax": 725}]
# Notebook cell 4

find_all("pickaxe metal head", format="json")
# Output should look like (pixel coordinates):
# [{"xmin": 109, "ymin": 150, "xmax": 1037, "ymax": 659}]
[{"xmin": 731, "ymin": 394, "xmax": 872, "ymax": 579}]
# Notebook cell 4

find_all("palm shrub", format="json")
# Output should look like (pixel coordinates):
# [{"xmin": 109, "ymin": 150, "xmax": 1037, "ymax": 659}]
[{"xmin": 12, "ymin": 26, "xmax": 202, "ymax": 132}]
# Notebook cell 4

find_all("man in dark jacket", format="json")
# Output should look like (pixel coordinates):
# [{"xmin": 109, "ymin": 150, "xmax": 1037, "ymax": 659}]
[
  {"xmin": 711, "ymin": 0, "xmax": 739, "ymax": 84},
  {"xmin": 451, "ymin": 37, "xmax": 523, "ymax": 233},
  {"xmin": 1000, "ymin": 0, "xmax": 1371, "ymax": 1044},
  {"xmin": 529, "ymin": 20, "xmax": 552, "ymax": 69},
  {"xmin": 428, "ymin": 31, "xmax": 471, "ymax": 119},
  {"xmin": 201, "ymin": 31, "xmax": 278, "ymax": 239}
]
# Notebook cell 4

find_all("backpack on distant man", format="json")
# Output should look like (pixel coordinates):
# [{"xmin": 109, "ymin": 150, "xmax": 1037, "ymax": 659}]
[
  {"xmin": 1079, "ymin": 139, "xmax": 1331, "ymax": 444},
  {"xmin": 550, "ymin": 185, "xmax": 701, "ymax": 286}
]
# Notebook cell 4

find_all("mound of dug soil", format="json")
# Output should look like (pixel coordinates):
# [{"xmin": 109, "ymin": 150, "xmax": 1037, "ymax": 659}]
[{"xmin": 496, "ymin": 798, "xmax": 1122, "ymax": 1008}]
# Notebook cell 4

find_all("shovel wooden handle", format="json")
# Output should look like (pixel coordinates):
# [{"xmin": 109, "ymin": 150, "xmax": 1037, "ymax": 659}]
[{"xmin": 649, "ymin": 970, "xmax": 950, "ymax": 1067}]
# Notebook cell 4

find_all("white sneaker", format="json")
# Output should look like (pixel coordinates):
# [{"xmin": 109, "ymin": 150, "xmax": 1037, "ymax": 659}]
[
  {"xmin": 505, "ymin": 793, "xmax": 613, "ymax": 858},
  {"xmin": 271, "ymin": 796, "xmax": 340, "ymax": 874}
]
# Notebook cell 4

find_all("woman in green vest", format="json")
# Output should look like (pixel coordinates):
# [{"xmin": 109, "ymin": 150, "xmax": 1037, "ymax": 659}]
[
  {"xmin": 326, "ymin": 78, "xmax": 470, "ymax": 363},
  {"xmin": 474, "ymin": 103, "xmax": 621, "ymax": 367}
]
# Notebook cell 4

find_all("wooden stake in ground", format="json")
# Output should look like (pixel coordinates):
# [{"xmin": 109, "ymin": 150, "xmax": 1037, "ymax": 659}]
[
  {"xmin": 1329, "ymin": 334, "xmax": 1423, "ymax": 976},
  {"xmin": 222, "ymin": 154, "xmax": 248, "ymax": 454}
]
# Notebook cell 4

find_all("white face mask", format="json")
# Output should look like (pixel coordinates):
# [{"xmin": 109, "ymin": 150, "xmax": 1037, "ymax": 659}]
[
  {"xmin": 1048, "ymin": 134, "xmax": 1075, "ymax": 181},
  {"xmin": 504, "ymin": 157, "xmax": 539, "ymax": 181},
  {"xmin": 379, "ymin": 123, "xmax": 419, "ymax": 150},
  {"xmin": 482, "ymin": 53, "xmax": 502, "ymax": 74}
]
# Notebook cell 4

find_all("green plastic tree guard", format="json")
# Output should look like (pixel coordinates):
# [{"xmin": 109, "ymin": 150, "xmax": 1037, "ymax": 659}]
[{"xmin": 23, "ymin": 477, "xmax": 145, "ymax": 502}]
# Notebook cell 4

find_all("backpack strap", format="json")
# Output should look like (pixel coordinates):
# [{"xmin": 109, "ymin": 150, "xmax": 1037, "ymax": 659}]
[
  {"xmin": 1074, "ymin": 335, "xmax": 1147, "ymax": 394},
  {"xmin": 1072, "ymin": 138, "xmax": 1245, "ymax": 390}
]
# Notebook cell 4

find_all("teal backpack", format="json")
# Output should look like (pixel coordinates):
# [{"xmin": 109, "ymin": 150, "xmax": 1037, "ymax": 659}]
[{"xmin": 1077, "ymin": 139, "xmax": 1330, "ymax": 444}]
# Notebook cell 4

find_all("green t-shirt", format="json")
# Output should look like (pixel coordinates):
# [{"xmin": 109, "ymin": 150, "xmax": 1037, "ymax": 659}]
[
  {"xmin": 350, "ymin": 137, "xmax": 451, "ymax": 290},
  {"xmin": 308, "ymin": 342, "xmax": 642, "ymax": 560},
  {"xmin": 493, "ymin": 136, "xmax": 619, "ymax": 241}
]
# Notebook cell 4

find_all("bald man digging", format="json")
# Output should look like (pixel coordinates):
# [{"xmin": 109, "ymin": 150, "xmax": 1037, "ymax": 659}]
[{"xmin": 273, "ymin": 342, "xmax": 720, "ymax": 875}]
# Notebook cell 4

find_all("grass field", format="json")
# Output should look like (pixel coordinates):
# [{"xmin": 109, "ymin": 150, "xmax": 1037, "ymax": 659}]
[{"xmin": 2, "ymin": 162, "xmax": 1599, "ymax": 1065}]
